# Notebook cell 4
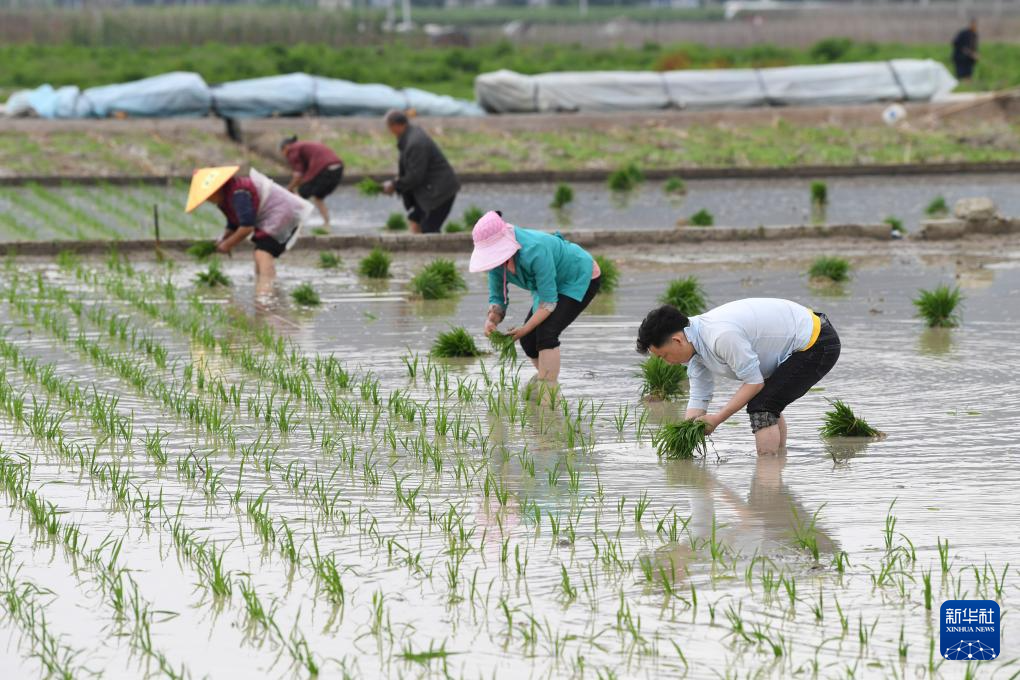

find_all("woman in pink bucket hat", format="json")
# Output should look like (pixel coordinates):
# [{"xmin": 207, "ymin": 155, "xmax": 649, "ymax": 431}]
[{"xmin": 470, "ymin": 211, "xmax": 601, "ymax": 397}]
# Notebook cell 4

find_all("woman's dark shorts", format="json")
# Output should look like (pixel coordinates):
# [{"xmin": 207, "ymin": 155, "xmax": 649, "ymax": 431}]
[
  {"xmin": 746, "ymin": 313, "xmax": 841, "ymax": 432},
  {"xmin": 252, "ymin": 225, "xmax": 298, "ymax": 259},
  {"xmin": 520, "ymin": 276, "xmax": 601, "ymax": 359},
  {"xmin": 298, "ymin": 164, "xmax": 344, "ymax": 200}
]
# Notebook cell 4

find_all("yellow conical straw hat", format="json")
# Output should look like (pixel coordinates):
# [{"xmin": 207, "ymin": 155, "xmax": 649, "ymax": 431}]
[{"xmin": 185, "ymin": 165, "xmax": 240, "ymax": 213}]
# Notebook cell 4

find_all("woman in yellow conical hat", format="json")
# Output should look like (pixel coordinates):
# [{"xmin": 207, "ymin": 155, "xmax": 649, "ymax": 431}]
[{"xmin": 186, "ymin": 165, "xmax": 314, "ymax": 282}]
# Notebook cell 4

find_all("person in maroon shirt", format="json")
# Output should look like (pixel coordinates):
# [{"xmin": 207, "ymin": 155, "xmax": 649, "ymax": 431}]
[{"xmin": 280, "ymin": 136, "xmax": 344, "ymax": 227}]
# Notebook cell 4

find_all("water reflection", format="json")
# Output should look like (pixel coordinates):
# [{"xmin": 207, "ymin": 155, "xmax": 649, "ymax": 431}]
[
  {"xmin": 918, "ymin": 327, "xmax": 956, "ymax": 356},
  {"xmin": 824, "ymin": 437, "xmax": 874, "ymax": 466}
]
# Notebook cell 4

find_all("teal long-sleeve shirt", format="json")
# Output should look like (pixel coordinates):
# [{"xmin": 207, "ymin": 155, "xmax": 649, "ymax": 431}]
[{"xmin": 487, "ymin": 226, "xmax": 595, "ymax": 314}]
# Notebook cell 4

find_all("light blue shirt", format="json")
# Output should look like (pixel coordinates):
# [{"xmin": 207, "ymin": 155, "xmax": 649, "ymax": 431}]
[
  {"xmin": 487, "ymin": 226, "xmax": 594, "ymax": 314},
  {"xmin": 684, "ymin": 298, "xmax": 815, "ymax": 411}
]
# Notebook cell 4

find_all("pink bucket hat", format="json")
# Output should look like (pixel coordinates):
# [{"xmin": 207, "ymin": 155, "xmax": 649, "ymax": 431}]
[{"xmin": 469, "ymin": 211, "xmax": 520, "ymax": 273}]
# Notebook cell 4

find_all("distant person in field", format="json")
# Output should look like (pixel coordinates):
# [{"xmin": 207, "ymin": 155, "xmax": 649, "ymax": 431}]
[
  {"xmin": 381, "ymin": 109, "xmax": 460, "ymax": 234},
  {"xmin": 186, "ymin": 165, "xmax": 313, "ymax": 283},
  {"xmin": 470, "ymin": 211, "xmax": 601, "ymax": 397},
  {"xmin": 952, "ymin": 18, "xmax": 979, "ymax": 81},
  {"xmin": 636, "ymin": 299, "xmax": 840, "ymax": 456},
  {"xmin": 280, "ymin": 135, "xmax": 344, "ymax": 227}
]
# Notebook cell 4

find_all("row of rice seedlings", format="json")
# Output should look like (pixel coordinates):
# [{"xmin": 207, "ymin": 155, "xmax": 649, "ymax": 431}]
[
  {"xmin": 2, "ymin": 185, "xmax": 83, "ymax": 239},
  {"xmin": 27, "ymin": 183, "xmax": 123, "ymax": 240}
]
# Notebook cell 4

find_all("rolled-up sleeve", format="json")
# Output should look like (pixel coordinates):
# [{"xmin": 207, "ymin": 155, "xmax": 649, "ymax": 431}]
[
  {"xmin": 714, "ymin": 331, "xmax": 764, "ymax": 385},
  {"xmin": 488, "ymin": 269, "xmax": 507, "ymax": 310},
  {"xmin": 686, "ymin": 358, "xmax": 714, "ymax": 411}
]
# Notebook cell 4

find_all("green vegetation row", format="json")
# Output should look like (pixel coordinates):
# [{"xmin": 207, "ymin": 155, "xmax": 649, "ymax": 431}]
[{"xmin": 1, "ymin": 37, "xmax": 1011, "ymax": 100}]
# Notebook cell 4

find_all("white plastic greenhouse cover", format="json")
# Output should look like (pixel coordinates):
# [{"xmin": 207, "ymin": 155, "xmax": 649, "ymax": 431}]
[{"xmin": 474, "ymin": 60, "xmax": 958, "ymax": 113}]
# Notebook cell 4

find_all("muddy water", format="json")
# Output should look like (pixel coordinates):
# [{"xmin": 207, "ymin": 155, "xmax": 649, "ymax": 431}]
[
  {"xmin": 0, "ymin": 250, "xmax": 1017, "ymax": 679},
  {"xmin": 2, "ymin": 173, "xmax": 1019, "ymax": 242}
]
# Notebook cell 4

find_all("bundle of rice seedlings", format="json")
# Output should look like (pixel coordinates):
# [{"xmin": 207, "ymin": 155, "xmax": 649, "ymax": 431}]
[
  {"xmin": 432, "ymin": 327, "xmax": 482, "ymax": 358},
  {"xmin": 664, "ymin": 177, "xmax": 687, "ymax": 195},
  {"xmin": 319, "ymin": 252, "xmax": 341, "ymax": 269},
  {"xmin": 186, "ymin": 241, "xmax": 217, "ymax": 260},
  {"xmin": 551, "ymin": 184, "xmax": 574, "ymax": 209},
  {"xmin": 462, "ymin": 205, "xmax": 484, "ymax": 227},
  {"xmin": 884, "ymin": 216, "xmax": 905, "ymax": 237},
  {"xmin": 820, "ymin": 399, "xmax": 883, "ymax": 438},
  {"xmin": 659, "ymin": 276, "xmax": 708, "ymax": 316},
  {"xmin": 593, "ymin": 255, "xmax": 619, "ymax": 293},
  {"xmin": 808, "ymin": 256, "xmax": 851, "ymax": 283},
  {"xmin": 925, "ymin": 195, "xmax": 948, "ymax": 217},
  {"xmin": 607, "ymin": 163, "xmax": 644, "ymax": 192},
  {"xmin": 913, "ymin": 284, "xmax": 963, "ymax": 328},
  {"xmin": 358, "ymin": 248, "xmax": 391, "ymax": 279},
  {"xmin": 357, "ymin": 178, "xmax": 383, "ymax": 196},
  {"xmin": 689, "ymin": 209, "xmax": 714, "ymax": 227},
  {"xmin": 194, "ymin": 260, "xmax": 230, "ymax": 287},
  {"xmin": 291, "ymin": 282, "xmax": 321, "ymax": 306},
  {"xmin": 411, "ymin": 259, "xmax": 465, "ymax": 299},
  {"xmin": 640, "ymin": 355, "xmax": 688, "ymax": 401},
  {"xmin": 385, "ymin": 213, "xmax": 408, "ymax": 231},
  {"xmin": 489, "ymin": 330, "xmax": 518, "ymax": 362},
  {"xmin": 652, "ymin": 420, "xmax": 709, "ymax": 460},
  {"xmin": 810, "ymin": 180, "xmax": 828, "ymax": 206},
  {"xmin": 444, "ymin": 220, "xmax": 465, "ymax": 233},
  {"xmin": 311, "ymin": 226, "xmax": 330, "ymax": 236}
]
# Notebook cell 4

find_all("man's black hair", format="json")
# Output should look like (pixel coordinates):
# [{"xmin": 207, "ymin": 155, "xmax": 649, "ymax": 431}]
[{"xmin": 636, "ymin": 305, "xmax": 690, "ymax": 354}]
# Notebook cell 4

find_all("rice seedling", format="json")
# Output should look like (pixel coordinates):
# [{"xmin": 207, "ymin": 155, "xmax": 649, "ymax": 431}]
[
  {"xmin": 607, "ymin": 163, "xmax": 644, "ymax": 192},
  {"xmin": 358, "ymin": 248, "xmax": 391, "ymax": 278},
  {"xmin": 664, "ymin": 177, "xmax": 686, "ymax": 195},
  {"xmin": 186, "ymin": 241, "xmax": 217, "ymax": 260},
  {"xmin": 820, "ymin": 399, "xmax": 884, "ymax": 438},
  {"xmin": 659, "ymin": 276, "xmax": 708, "ymax": 316},
  {"xmin": 810, "ymin": 180, "xmax": 828, "ymax": 206},
  {"xmin": 885, "ymin": 215, "xmax": 906, "ymax": 237},
  {"xmin": 808, "ymin": 256, "xmax": 851, "ymax": 283},
  {"xmin": 444, "ymin": 220, "xmax": 465, "ymax": 233},
  {"xmin": 290, "ymin": 283, "xmax": 321, "ymax": 307},
  {"xmin": 925, "ymin": 195, "xmax": 949, "ymax": 217},
  {"xmin": 310, "ymin": 226, "xmax": 330, "ymax": 236},
  {"xmin": 431, "ymin": 327, "xmax": 482, "ymax": 358},
  {"xmin": 194, "ymin": 260, "xmax": 230, "ymax": 287},
  {"xmin": 551, "ymin": 184, "xmax": 574, "ymax": 209},
  {"xmin": 385, "ymin": 213, "xmax": 408, "ymax": 231},
  {"xmin": 410, "ymin": 259, "xmax": 466, "ymax": 300},
  {"xmin": 488, "ymin": 330, "xmax": 517, "ymax": 362},
  {"xmin": 639, "ymin": 356, "xmax": 687, "ymax": 401},
  {"xmin": 462, "ymin": 205, "xmax": 484, "ymax": 227},
  {"xmin": 652, "ymin": 420, "xmax": 708, "ymax": 459},
  {"xmin": 689, "ymin": 209, "xmax": 714, "ymax": 227},
  {"xmin": 357, "ymin": 177, "xmax": 383, "ymax": 196},
  {"xmin": 318, "ymin": 252, "xmax": 341, "ymax": 269},
  {"xmin": 913, "ymin": 284, "xmax": 963, "ymax": 328},
  {"xmin": 593, "ymin": 255, "xmax": 619, "ymax": 293}
]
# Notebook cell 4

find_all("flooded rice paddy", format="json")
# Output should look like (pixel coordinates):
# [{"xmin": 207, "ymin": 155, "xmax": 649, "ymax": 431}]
[
  {"xmin": 2, "ymin": 172, "xmax": 1020, "ymax": 241},
  {"xmin": 0, "ymin": 245, "xmax": 1017, "ymax": 679}
]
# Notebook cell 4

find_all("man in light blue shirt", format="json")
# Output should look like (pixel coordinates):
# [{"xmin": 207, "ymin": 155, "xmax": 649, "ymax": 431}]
[{"xmin": 636, "ymin": 298, "xmax": 841, "ymax": 455}]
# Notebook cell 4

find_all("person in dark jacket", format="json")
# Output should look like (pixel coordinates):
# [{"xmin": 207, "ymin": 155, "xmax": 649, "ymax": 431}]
[
  {"xmin": 280, "ymin": 136, "xmax": 344, "ymax": 227},
  {"xmin": 381, "ymin": 110, "xmax": 460, "ymax": 234},
  {"xmin": 952, "ymin": 18, "xmax": 979, "ymax": 81}
]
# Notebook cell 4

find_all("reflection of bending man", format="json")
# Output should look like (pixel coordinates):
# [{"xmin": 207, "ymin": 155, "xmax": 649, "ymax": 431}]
[{"xmin": 637, "ymin": 299, "xmax": 841, "ymax": 455}]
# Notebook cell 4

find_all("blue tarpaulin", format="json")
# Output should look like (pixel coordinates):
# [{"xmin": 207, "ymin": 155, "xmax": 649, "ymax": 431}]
[{"xmin": 5, "ymin": 71, "xmax": 484, "ymax": 119}]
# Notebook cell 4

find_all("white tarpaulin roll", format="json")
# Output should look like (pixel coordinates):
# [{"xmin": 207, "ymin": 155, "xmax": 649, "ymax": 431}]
[{"xmin": 475, "ymin": 60, "xmax": 958, "ymax": 113}]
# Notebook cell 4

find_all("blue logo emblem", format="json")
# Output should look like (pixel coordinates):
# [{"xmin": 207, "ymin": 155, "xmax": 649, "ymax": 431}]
[{"xmin": 940, "ymin": 600, "xmax": 1000, "ymax": 660}]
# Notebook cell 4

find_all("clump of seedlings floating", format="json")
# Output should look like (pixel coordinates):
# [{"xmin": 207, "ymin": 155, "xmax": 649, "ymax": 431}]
[
  {"xmin": 925, "ymin": 195, "xmax": 949, "ymax": 217},
  {"xmin": 808, "ymin": 256, "xmax": 851, "ymax": 283},
  {"xmin": 431, "ymin": 327, "xmax": 482, "ymax": 358},
  {"xmin": 358, "ymin": 247, "xmax": 391, "ymax": 278},
  {"xmin": 385, "ymin": 213, "xmax": 408, "ymax": 231},
  {"xmin": 913, "ymin": 284, "xmax": 963, "ymax": 327},
  {"xmin": 639, "ymin": 355, "xmax": 687, "ymax": 401},
  {"xmin": 319, "ymin": 252, "xmax": 341, "ymax": 269},
  {"xmin": 821, "ymin": 399, "xmax": 885, "ymax": 439},
  {"xmin": 660, "ymin": 276, "xmax": 708, "ymax": 316},
  {"xmin": 885, "ymin": 215, "xmax": 906, "ymax": 237},
  {"xmin": 488, "ymin": 330, "xmax": 518, "ymax": 362},
  {"xmin": 551, "ymin": 184, "xmax": 574, "ymax": 209},
  {"xmin": 608, "ymin": 163, "xmax": 644, "ymax": 192},
  {"xmin": 664, "ymin": 177, "xmax": 686, "ymax": 195},
  {"xmin": 593, "ymin": 255, "xmax": 619, "ymax": 293},
  {"xmin": 689, "ymin": 209, "xmax": 714, "ymax": 227},
  {"xmin": 291, "ymin": 282, "xmax": 321, "ymax": 306},
  {"xmin": 357, "ymin": 177, "xmax": 383, "ymax": 196},
  {"xmin": 810, "ymin": 180, "xmax": 828, "ymax": 207},
  {"xmin": 410, "ymin": 259, "xmax": 466, "ymax": 300},
  {"xmin": 186, "ymin": 240, "xmax": 217, "ymax": 260},
  {"xmin": 194, "ymin": 260, "xmax": 230, "ymax": 287},
  {"xmin": 652, "ymin": 419, "xmax": 709, "ymax": 459},
  {"xmin": 310, "ymin": 226, "xmax": 330, "ymax": 236}
]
